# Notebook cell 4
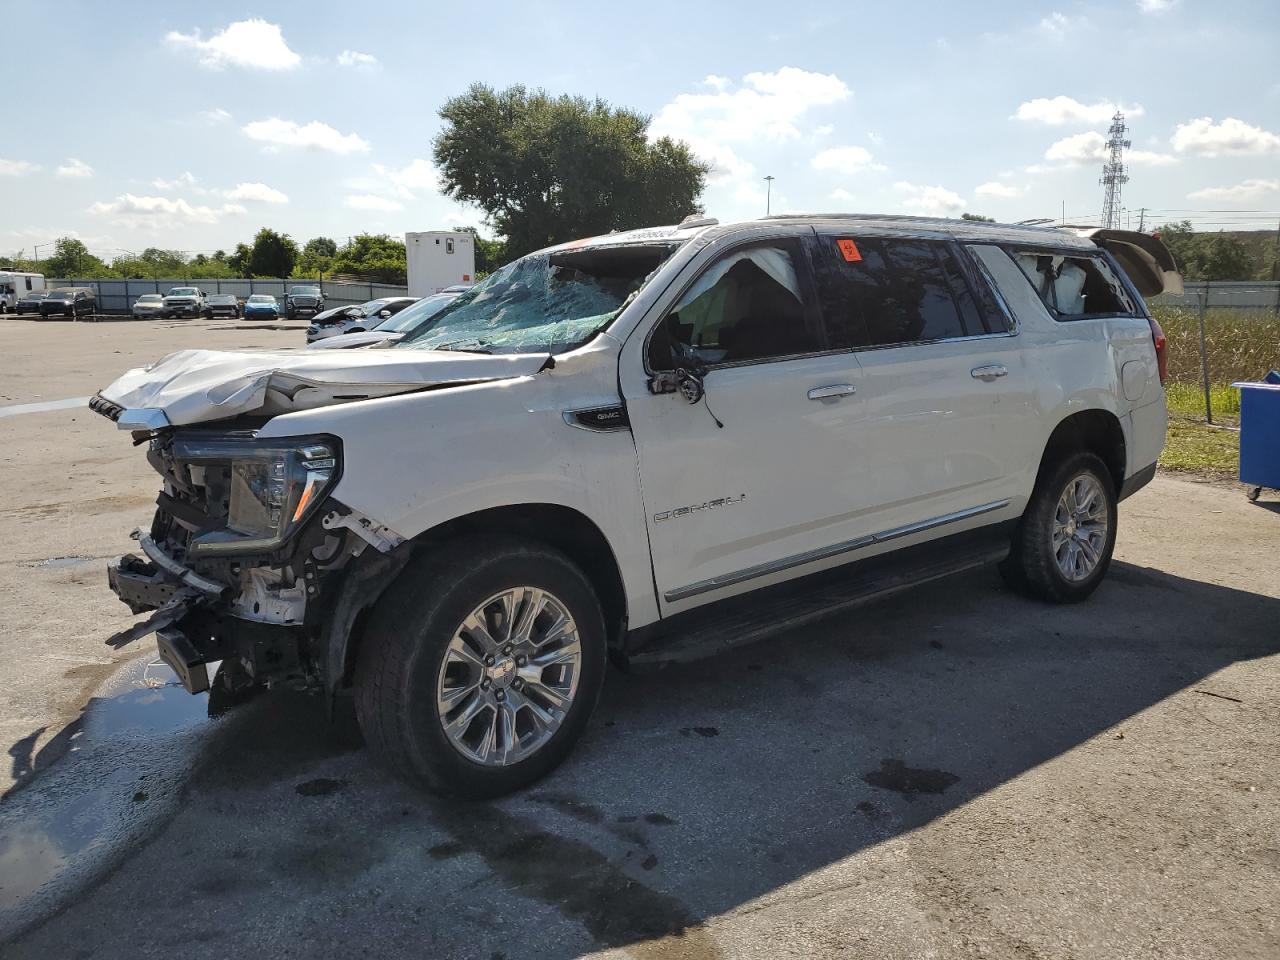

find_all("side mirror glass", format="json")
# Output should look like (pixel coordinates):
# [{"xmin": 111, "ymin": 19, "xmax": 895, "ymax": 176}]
[{"xmin": 378, "ymin": 309, "xmax": 392, "ymax": 319}]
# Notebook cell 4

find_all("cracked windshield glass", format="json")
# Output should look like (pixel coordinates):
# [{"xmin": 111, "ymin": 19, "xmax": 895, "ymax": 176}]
[{"xmin": 396, "ymin": 244, "xmax": 675, "ymax": 354}]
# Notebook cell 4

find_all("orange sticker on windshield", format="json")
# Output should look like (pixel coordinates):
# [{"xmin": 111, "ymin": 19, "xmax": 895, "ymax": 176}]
[{"xmin": 837, "ymin": 238, "xmax": 862, "ymax": 262}]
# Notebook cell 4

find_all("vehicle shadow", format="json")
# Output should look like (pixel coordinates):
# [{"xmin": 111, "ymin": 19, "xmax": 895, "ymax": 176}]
[{"xmin": 6, "ymin": 560, "xmax": 1278, "ymax": 959}]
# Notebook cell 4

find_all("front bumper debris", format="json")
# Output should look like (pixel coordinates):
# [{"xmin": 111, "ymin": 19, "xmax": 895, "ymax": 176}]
[
  {"xmin": 130, "ymin": 529, "xmax": 226, "ymax": 596},
  {"xmin": 157, "ymin": 627, "xmax": 212, "ymax": 694}
]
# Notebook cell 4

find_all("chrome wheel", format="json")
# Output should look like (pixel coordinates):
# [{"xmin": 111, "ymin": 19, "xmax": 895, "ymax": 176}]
[
  {"xmin": 1052, "ymin": 473, "xmax": 1108, "ymax": 582},
  {"xmin": 436, "ymin": 587, "xmax": 581, "ymax": 766}
]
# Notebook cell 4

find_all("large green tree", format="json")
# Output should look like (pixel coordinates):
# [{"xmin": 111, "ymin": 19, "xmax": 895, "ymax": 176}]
[
  {"xmin": 41, "ymin": 237, "xmax": 112, "ymax": 278},
  {"xmin": 246, "ymin": 228, "xmax": 299, "ymax": 278},
  {"xmin": 1155, "ymin": 222, "xmax": 1254, "ymax": 282},
  {"xmin": 293, "ymin": 236, "xmax": 339, "ymax": 278},
  {"xmin": 329, "ymin": 234, "xmax": 408, "ymax": 284},
  {"xmin": 434, "ymin": 84, "xmax": 709, "ymax": 258}
]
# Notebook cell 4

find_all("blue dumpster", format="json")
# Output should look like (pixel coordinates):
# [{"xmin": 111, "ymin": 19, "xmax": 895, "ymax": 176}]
[{"xmin": 1234, "ymin": 369, "xmax": 1280, "ymax": 502}]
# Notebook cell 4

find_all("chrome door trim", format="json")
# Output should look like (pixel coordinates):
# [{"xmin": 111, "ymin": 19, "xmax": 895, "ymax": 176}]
[
  {"xmin": 807, "ymin": 383, "xmax": 857, "ymax": 400},
  {"xmin": 663, "ymin": 498, "xmax": 1011, "ymax": 603}
]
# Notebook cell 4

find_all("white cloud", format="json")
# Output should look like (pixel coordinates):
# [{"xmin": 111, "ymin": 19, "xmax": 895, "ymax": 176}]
[
  {"xmin": 894, "ymin": 182, "xmax": 965, "ymax": 215},
  {"xmin": 345, "ymin": 194, "xmax": 403, "ymax": 212},
  {"xmin": 1012, "ymin": 96, "xmax": 1143, "ymax": 126},
  {"xmin": 975, "ymin": 181, "xmax": 1026, "ymax": 198},
  {"xmin": 1171, "ymin": 117, "xmax": 1280, "ymax": 157},
  {"xmin": 1038, "ymin": 12, "xmax": 1089, "ymax": 37},
  {"xmin": 829, "ymin": 188, "xmax": 855, "ymax": 202},
  {"xmin": 1188, "ymin": 179, "xmax": 1280, "ymax": 204},
  {"xmin": 650, "ymin": 67, "xmax": 851, "ymax": 182},
  {"xmin": 1137, "ymin": 0, "xmax": 1175, "ymax": 11},
  {"xmin": 165, "ymin": 19, "xmax": 301, "ymax": 71},
  {"xmin": 372, "ymin": 158, "xmax": 437, "ymax": 194},
  {"xmin": 811, "ymin": 145, "xmax": 879, "ymax": 175},
  {"xmin": 202, "ymin": 107, "xmax": 232, "ymax": 124},
  {"xmin": 226, "ymin": 182, "xmax": 289, "ymax": 204},
  {"xmin": 0, "ymin": 158, "xmax": 40, "ymax": 176},
  {"xmin": 88, "ymin": 193, "xmax": 245, "ymax": 225},
  {"xmin": 151, "ymin": 172, "xmax": 200, "ymax": 191},
  {"xmin": 242, "ymin": 117, "xmax": 370, "ymax": 154},
  {"xmin": 337, "ymin": 50, "xmax": 378, "ymax": 68},
  {"xmin": 814, "ymin": 124, "xmax": 834, "ymax": 137},
  {"xmin": 56, "ymin": 158, "xmax": 94, "ymax": 179},
  {"xmin": 1044, "ymin": 132, "xmax": 1175, "ymax": 166},
  {"xmin": 867, "ymin": 131, "xmax": 884, "ymax": 146}
]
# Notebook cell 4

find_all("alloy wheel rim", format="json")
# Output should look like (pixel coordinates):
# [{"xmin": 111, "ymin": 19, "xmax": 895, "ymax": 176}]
[
  {"xmin": 1052, "ymin": 473, "xmax": 1108, "ymax": 582},
  {"xmin": 436, "ymin": 586, "xmax": 581, "ymax": 766}
]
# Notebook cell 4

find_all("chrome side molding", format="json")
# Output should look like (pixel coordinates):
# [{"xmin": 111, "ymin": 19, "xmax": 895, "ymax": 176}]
[{"xmin": 663, "ymin": 498, "xmax": 1011, "ymax": 603}]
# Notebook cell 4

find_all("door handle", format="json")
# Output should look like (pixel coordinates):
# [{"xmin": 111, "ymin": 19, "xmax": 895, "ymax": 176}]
[
  {"xmin": 807, "ymin": 383, "xmax": 857, "ymax": 401},
  {"xmin": 970, "ymin": 365, "xmax": 1008, "ymax": 382}
]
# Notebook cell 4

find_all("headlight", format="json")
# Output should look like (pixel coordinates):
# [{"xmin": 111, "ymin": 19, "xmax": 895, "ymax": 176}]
[{"xmin": 171, "ymin": 436, "xmax": 339, "ymax": 556}]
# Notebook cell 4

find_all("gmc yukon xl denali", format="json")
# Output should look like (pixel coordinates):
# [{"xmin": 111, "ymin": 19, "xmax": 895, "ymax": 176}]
[{"xmin": 91, "ymin": 215, "xmax": 1177, "ymax": 798}]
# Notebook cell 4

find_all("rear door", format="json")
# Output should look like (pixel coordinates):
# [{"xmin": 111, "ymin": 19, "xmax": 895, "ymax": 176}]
[{"xmin": 809, "ymin": 231, "xmax": 1038, "ymax": 534}]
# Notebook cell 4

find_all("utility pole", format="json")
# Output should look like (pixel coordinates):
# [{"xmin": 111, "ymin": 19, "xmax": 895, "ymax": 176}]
[
  {"xmin": 1137, "ymin": 207, "xmax": 1147, "ymax": 232},
  {"xmin": 1099, "ymin": 112, "xmax": 1130, "ymax": 230},
  {"xmin": 764, "ymin": 175, "xmax": 774, "ymax": 216}
]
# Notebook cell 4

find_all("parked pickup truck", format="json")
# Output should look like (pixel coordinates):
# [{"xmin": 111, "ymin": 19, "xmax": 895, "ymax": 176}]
[
  {"xmin": 90, "ymin": 215, "xmax": 1177, "ymax": 798},
  {"xmin": 163, "ymin": 286, "xmax": 205, "ymax": 319}
]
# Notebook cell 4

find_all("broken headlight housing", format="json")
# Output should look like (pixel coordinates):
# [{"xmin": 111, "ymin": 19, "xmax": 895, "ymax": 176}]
[{"xmin": 171, "ymin": 435, "xmax": 340, "ymax": 556}]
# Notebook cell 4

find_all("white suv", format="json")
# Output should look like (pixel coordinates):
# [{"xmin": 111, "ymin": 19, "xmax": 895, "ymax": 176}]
[{"xmin": 92, "ymin": 215, "xmax": 1176, "ymax": 797}]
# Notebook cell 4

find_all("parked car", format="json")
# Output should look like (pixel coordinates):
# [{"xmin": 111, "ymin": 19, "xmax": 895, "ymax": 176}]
[
  {"xmin": 204, "ymin": 294, "xmax": 241, "ymax": 319},
  {"xmin": 91, "ymin": 215, "xmax": 1177, "ymax": 799},
  {"xmin": 39, "ymin": 287, "xmax": 95, "ymax": 319},
  {"xmin": 241, "ymin": 294, "xmax": 281, "ymax": 319},
  {"xmin": 0, "ymin": 271, "xmax": 44, "ymax": 313},
  {"xmin": 131, "ymin": 294, "xmax": 167, "ymax": 319},
  {"xmin": 305, "ymin": 296, "xmax": 418, "ymax": 343},
  {"xmin": 15, "ymin": 289, "xmax": 51, "ymax": 315},
  {"xmin": 285, "ymin": 284, "xmax": 325, "ymax": 320},
  {"xmin": 307, "ymin": 292, "xmax": 462, "ymax": 349},
  {"xmin": 163, "ymin": 286, "xmax": 205, "ymax": 319}
]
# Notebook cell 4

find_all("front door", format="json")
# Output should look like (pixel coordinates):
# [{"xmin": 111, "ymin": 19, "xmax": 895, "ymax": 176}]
[{"xmin": 621, "ymin": 235, "xmax": 872, "ymax": 613}]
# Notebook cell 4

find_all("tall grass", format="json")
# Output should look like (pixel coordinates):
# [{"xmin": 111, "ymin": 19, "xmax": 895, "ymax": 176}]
[{"xmin": 1151, "ymin": 306, "xmax": 1280, "ymax": 387}]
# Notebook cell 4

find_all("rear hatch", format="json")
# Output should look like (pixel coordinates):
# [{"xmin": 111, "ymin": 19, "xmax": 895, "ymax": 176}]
[{"xmin": 1071, "ymin": 228, "xmax": 1183, "ymax": 297}]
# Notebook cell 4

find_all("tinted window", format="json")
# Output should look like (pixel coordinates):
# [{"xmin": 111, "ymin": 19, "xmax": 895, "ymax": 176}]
[
  {"xmin": 651, "ymin": 242, "xmax": 817, "ymax": 369},
  {"xmin": 1010, "ymin": 251, "xmax": 1136, "ymax": 319},
  {"xmin": 813, "ymin": 238, "xmax": 972, "ymax": 348}
]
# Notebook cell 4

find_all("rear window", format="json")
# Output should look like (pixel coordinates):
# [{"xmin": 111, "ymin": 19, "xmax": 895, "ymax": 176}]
[{"xmin": 1008, "ymin": 250, "xmax": 1136, "ymax": 320}]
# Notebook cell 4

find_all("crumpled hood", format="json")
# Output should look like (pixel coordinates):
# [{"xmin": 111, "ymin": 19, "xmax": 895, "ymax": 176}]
[{"xmin": 98, "ymin": 348, "xmax": 546, "ymax": 427}]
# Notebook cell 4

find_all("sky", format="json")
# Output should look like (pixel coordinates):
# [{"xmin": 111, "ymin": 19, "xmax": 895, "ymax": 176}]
[{"xmin": 5, "ymin": 0, "xmax": 1280, "ymax": 262}]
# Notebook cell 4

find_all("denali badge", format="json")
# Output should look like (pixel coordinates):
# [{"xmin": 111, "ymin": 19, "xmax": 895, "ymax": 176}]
[{"xmin": 654, "ymin": 494, "xmax": 746, "ymax": 523}]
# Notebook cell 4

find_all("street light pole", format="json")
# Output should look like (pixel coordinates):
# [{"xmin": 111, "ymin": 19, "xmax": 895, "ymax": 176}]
[{"xmin": 764, "ymin": 175, "xmax": 774, "ymax": 216}]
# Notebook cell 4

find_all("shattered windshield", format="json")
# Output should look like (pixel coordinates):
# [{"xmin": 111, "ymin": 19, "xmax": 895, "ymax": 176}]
[{"xmin": 396, "ymin": 242, "xmax": 678, "ymax": 355}]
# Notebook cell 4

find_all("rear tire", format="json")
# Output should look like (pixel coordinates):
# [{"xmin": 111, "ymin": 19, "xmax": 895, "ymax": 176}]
[
  {"xmin": 1000, "ymin": 451, "xmax": 1117, "ymax": 603},
  {"xmin": 354, "ymin": 537, "xmax": 607, "ymax": 798}
]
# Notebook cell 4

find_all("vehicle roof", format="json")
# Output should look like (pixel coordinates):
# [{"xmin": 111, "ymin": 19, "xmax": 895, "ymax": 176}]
[
  {"xmin": 540, "ymin": 215, "xmax": 1101, "ymax": 255},
  {"xmin": 207, "ymin": 293, "xmax": 237, "ymax": 299}
]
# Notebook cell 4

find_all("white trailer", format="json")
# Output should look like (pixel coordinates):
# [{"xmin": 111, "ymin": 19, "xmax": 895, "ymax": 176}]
[
  {"xmin": 0, "ymin": 271, "xmax": 45, "ymax": 311},
  {"xmin": 405, "ymin": 231, "xmax": 476, "ymax": 298}
]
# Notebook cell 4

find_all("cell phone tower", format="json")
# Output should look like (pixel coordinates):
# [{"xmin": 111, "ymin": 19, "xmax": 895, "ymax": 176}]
[{"xmin": 1099, "ymin": 112, "xmax": 1130, "ymax": 230}]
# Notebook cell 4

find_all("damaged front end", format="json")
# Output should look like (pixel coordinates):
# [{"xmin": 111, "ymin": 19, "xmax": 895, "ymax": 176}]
[{"xmin": 104, "ymin": 421, "xmax": 406, "ymax": 698}]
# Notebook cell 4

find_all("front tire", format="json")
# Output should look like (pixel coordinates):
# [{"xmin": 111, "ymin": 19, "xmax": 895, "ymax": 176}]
[
  {"xmin": 354, "ymin": 538, "xmax": 607, "ymax": 798},
  {"xmin": 1000, "ymin": 451, "xmax": 1117, "ymax": 603}
]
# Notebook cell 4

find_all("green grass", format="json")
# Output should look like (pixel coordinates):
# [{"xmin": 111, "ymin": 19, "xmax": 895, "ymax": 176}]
[
  {"xmin": 1159, "ymin": 416, "xmax": 1239, "ymax": 479},
  {"xmin": 1164, "ymin": 381, "xmax": 1241, "ymax": 421}
]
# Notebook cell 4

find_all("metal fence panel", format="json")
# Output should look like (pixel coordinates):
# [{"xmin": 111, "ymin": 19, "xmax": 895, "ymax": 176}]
[
  {"xmin": 1151, "ymin": 281, "xmax": 1280, "ymax": 313},
  {"xmin": 46, "ymin": 278, "xmax": 412, "ymax": 314}
]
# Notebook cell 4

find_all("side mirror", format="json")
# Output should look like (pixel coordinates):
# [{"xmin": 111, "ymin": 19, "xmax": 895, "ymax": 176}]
[{"xmin": 378, "ymin": 309, "xmax": 392, "ymax": 319}]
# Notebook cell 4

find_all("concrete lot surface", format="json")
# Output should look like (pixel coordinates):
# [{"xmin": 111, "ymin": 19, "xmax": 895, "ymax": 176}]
[{"xmin": 1, "ymin": 316, "xmax": 1277, "ymax": 959}]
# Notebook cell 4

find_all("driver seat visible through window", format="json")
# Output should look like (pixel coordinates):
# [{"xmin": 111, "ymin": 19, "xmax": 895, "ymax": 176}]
[{"xmin": 654, "ymin": 243, "xmax": 818, "ymax": 368}]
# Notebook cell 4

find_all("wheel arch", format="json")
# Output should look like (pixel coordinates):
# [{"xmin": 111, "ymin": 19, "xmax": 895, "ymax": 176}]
[
  {"xmin": 328, "ymin": 502, "xmax": 629, "ymax": 698},
  {"xmin": 1036, "ymin": 408, "xmax": 1126, "ymax": 494}
]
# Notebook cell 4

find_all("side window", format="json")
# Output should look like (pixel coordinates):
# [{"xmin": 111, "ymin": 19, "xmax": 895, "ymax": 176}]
[
  {"xmin": 812, "ymin": 237, "xmax": 973, "ymax": 349},
  {"xmin": 26, "ymin": 277, "xmax": 33, "ymax": 290},
  {"xmin": 650, "ymin": 242, "xmax": 818, "ymax": 369},
  {"xmin": 1009, "ymin": 250, "xmax": 1136, "ymax": 319}
]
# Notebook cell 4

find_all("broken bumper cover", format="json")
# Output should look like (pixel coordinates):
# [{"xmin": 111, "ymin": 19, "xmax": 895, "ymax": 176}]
[{"xmin": 105, "ymin": 531, "xmax": 227, "ymax": 651}]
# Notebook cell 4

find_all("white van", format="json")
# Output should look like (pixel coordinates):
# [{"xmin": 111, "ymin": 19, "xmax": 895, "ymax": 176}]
[{"xmin": 0, "ymin": 272, "xmax": 45, "ymax": 312}]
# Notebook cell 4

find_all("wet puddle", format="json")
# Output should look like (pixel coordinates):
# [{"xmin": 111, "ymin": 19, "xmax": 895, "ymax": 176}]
[
  {"xmin": 861, "ymin": 758, "xmax": 959, "ymax": 800},
  {"xmin": 0, "ymin": 657, "xmax": 225, "ymax": 938}
]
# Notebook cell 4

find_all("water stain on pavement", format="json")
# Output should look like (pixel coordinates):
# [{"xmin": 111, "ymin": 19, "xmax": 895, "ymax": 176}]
[
  {"xmin": 295, "ymin": 777, "xmax": 348, "ymax": 797},
  {"xmin": 862, "ymin": 758, "xmax": 959, "ymax": 800}
]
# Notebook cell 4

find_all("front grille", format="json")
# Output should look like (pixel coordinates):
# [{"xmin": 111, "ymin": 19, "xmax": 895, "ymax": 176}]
[{"xmin": 89, "ymin": 394, "xmax": 123, "ymax": 422}]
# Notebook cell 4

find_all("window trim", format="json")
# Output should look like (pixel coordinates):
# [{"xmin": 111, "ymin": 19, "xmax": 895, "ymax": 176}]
[
  {"xmin": 958, "ymin": 243, "xmax": 1020, "ymax": 338},
  {"xmin": 642, "ymin": 235, "xmax": 835, "ymax": 374},
  {"xmin": 1000, "ymin": 244, "xmax": 1139, "ymax": 322}
]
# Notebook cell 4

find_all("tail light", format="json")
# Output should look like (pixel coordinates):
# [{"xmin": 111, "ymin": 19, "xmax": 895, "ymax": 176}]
[{"xmin": 1148, "ymin": 316, "xmax": 1168, "ymax": 385}]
